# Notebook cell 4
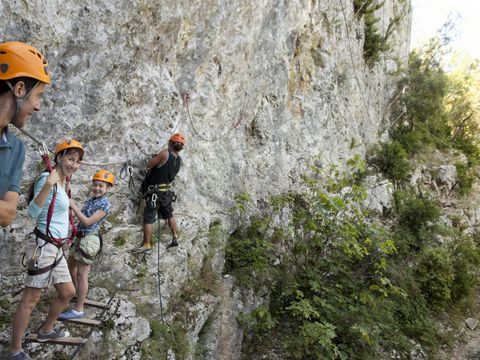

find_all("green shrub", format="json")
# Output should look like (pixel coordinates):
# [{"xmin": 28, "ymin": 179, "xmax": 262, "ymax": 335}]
[
  {"xmin": 454, "ymin": 162, "xmax": 476, "ymax": 196},
  {"xmin": 415, "ymin": 247, "xmax": 454, "ymax": 310},
  {"xmin": 449, "ymin": 237, "xmax": 480, "ymax": 302},
  {"xmin": 141, "ymin": 320, "xmax": 190, "ymax": 360},
  {"xmin": 232, "ymin": 159, "xmax": 478, "ymax": 359},
  {"xmin": 394, "ymin": 190, "xmax": 440, "ymax": 239},
  {"xmin": 238, "ymin": 305, "xmax": 277, "ymax": 336},
  {"xmin": 371, "ymin": 141, "xmax": 411, "ymax": 182},
  {"xmin": 353, "ymin": 0, "xmax": 399, "ymax": 64},
  {"xmin": 225, "ymin": 217, "xmax": 276, "ymax": 290},
  {"xmin": 390, "ymin": 127, "xmax": 424, "ymax": 155}
]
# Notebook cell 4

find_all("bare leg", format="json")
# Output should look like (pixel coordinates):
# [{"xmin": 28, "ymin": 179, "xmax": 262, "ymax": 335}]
[
  {"xmin": 11, "ymin": 287, "xmax": 42, "ymax": 352},
  {"xmin": 67, "ymin": 256, "xmax": 78, "ymax": 291},
  {"xmin": 39, "ymin": 282, "xmax": 75, "ymax": 333},
  {"xmin": 73, "ymin": 264, "xmax": 90, "ymax": 313},
  {"xmin": 167, "ymin": 217, "xmax": 178, "ymax": 241},
  {"xmin": 143, "ymin": 223, "xmax": 153, "ymax": 247}
]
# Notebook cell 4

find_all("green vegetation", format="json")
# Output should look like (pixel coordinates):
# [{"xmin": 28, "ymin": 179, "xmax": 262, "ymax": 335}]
[
  {"xmin": 224, "ymin": 20, "xmax": 480, "ymax": 360},
  {"xmin": 370, "ymin": 141, "xmax": 411, "ymax": 182},
  {"xmin": 353, "ymin": 0, "xmax": 401, "ymax": 63},
  {"xmin": 113, "ymin": 232, "xmax": 127, "ymax": 247},
  {"xmin": 0, "ymin": 298, "xmax": 12, "ymax": 326},
  {"xmin": 140, "ymin": 320, "xmax": 189, "ymax": 360},
  {"xmin": 226, "ymin": 156, "xmax": 480, "ymax": 359},
  {"xmin": 144, "ymin": 222, "xmax": 225, "ymax": 360},
  {"xmin": 389, "ymin": 30, "xmax": 480, "ymax": 166},
  {"xmin": 454, "ymin": 162, "xmax": 476, "ymax": 196}
]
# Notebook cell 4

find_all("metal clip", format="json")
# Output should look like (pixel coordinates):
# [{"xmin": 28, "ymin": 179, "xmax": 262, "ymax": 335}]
[
  {"xmin": 28, "ymin": 245, "xmax": 43, "ymax": 270},
  {"xmin": 38, "ymin": 143, "xmax": 50, "ymax": 156},
  {"xmin": 151, "ymin": 193, "xmax": 158, "ymax": 207}
]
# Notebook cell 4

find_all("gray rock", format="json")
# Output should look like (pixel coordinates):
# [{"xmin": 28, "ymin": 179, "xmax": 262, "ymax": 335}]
[
  {"xmin": 436, "ymin": 165, "xmax": 457, "ymax": 190},
  {"xmin": 466, "ymin": 318, "xmax": 479, "ymax": 331},
  {"xmin": 410, "ymin": 343, "xmax": 428, "ymax": 360},
  {"xmin": 363, "ymin": 175, "xmax": 393, "ymax": 213}
]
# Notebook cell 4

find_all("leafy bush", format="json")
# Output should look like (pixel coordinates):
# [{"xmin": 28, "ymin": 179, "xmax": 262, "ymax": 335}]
[
  {"xmin": 415, "ymin": 247, "xmax": 454, "ymax": 310},
  {"xmin": 353, "ymin": 0, "xmax": 400, "ymax": 64},
  {"xmin": 231, "ymin": 160, "xmax": 478, "ymax": 359},
  {"xmin": 225, "ymin": 217, "xmax": 276, "ymax": 290},
  {"xmin": 231, "ymin": 162, "xmax": 410, "ymax": 359},
  {"xmin": 370, "ymin": 141, "xmax": 411, "ymax": 182},
  {"xmin": 449, "ymin": 237, "xmax": 480, "ymax": 302},
  {"xmin": 390, "ymin": 40, "xmax": 480, "ymax": 163},
  {"xmin": 454, "ymin": 162, "xmax": 475, "ymax": 196},
  {"xmin": 393, "ymin": 190, "xmax": 440, "ymax": 241}
]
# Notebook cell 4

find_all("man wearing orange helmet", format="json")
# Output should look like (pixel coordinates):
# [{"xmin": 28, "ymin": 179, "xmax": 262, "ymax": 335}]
[
  {"xmin": 0, "ymin": 41, "xmax": 50, "ymax": 227},
  {"xmin": 131, "ymin": 133, "xmax": 185, "ymax": 254}
]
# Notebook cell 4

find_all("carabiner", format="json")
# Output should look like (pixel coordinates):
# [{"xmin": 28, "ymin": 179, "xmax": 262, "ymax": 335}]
[
  {"xmin": 38, "ymin": 143, "xmax": 49, "ymax": 156},
  {"xmin": 151, "ymin": 192, "xmax": 158, "ymax": 207}
]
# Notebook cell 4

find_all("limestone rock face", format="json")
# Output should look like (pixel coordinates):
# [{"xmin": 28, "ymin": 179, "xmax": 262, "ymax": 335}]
[{"xmin": 1, "ymin": 0, "xmax": 411, "ymax": 359}]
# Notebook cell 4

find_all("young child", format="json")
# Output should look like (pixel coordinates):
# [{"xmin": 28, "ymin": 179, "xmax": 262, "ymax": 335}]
[{"xmin": 59, "ymin": 170, "xmax": 114, "ymax": 320}]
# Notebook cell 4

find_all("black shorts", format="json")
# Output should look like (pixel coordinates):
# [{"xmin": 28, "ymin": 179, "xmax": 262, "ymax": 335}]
[{"xmin": 143, "ymin": 191, "xmax": 175, "ymax": 224}]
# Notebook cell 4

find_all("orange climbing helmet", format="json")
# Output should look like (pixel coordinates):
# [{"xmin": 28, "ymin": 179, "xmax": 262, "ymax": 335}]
[
  {"xmin": 0, "ymin": 41, "xmax": 51, "ymax": 84},
  {"xmin": 92, "ymin": 170, "xmax": 115, "ymax": 186},
  {"xmin": 54, "ymin": 139, "xmax": 84, "ymax": 161},
  {"xmin": 170, "ymin": 132, "xmax": 186, "ymax": 145}
]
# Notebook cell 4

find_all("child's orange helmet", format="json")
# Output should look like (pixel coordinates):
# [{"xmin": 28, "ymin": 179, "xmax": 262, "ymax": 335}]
[
  {"xmin": 54, "ymin": 139, "xmax": 84, "ymax": 160},
  {"xmin": 169, "ymin": 132, "xmax": 186, "ymax": 145},
  {"xmin": 92, "ymin": 170, "xmax": 115, "ymax": 186},
  {"xmin": 0, "ymin": 42, "xmax": 51, "ymax": 84}
]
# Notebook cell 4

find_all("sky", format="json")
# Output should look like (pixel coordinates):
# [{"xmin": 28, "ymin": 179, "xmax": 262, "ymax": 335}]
[{"xmin": 410, "ymin": 0, "xmax": 480, "ymax": 60}]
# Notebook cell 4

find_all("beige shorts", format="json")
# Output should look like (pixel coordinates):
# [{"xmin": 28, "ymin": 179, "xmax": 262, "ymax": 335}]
[{"xmin": 24, "ymin": 235, "xmax": 71, "ymax": 289}]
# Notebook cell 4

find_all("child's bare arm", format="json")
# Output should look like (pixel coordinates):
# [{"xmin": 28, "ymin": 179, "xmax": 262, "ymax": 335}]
[{"xmin": 70, "ymin": 198, "xmax": 107, "ymax": 227}]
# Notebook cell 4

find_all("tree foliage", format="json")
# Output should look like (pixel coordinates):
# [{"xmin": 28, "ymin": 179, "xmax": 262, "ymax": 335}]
[{"xmin": 227, "ymin": 158, "xmax": 480, "ymax": 359}]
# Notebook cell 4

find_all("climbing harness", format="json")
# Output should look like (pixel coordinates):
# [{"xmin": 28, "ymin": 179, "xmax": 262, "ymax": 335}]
[
  {"xmin": 144, "ymin": 184, "xmax": 177, "ymax": 212},
  {"xmin": 21, "ymin": 228, "xmax": 65, "ymax": 278},
  {"xmin": 39, "ymin": 144, "xmax": 78, "ymax": 246}
]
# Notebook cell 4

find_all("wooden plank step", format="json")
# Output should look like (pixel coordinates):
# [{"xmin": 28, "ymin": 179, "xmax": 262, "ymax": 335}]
[
  {"xmin": 26, "ymin": 334, "xmax": 86, "ymax": 345},
  {"xmin": 71, "ymin": 298, "xmax": 110, "ymax": 309},
  {"xmin": 58, "ymin": 317, "xmax": 101, "ymax": 326}
]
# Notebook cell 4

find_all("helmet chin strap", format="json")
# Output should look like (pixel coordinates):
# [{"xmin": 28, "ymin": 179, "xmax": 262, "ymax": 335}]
[{"xmin": 5, "ymin": 80, "xmax": 39, "ymax": 125}]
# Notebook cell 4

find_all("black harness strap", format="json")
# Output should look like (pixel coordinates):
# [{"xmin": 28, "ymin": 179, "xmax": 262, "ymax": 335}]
[
  {"xmin": 27, "ymin": 253, "xmax": 64, "ymax": 276},
  {"xmin": 26, "ymin": 228, "xmax": 65, "ymax": 276},
  {"xmin": 34, "ymin": 227, "xmax": 63, "ymax": 248}
]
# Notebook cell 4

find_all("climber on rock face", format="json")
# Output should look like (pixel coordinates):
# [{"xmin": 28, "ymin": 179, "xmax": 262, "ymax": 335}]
[
  {"xmin": 130, "ymin": 133, "xmax": 185, "ymax": 254},
  {"xmin": 0, "ymin": 41, "xmax": 51, "ymax": 227}
]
